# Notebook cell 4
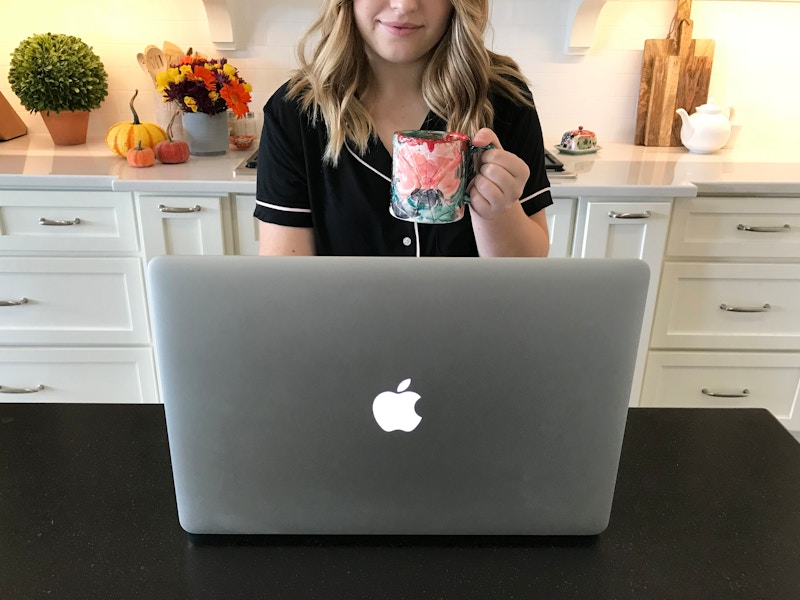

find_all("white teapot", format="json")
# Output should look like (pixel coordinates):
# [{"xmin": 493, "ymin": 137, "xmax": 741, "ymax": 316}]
[{"xmin": 675, "ymin": 101, "xmax": 733, "ymax": 154}]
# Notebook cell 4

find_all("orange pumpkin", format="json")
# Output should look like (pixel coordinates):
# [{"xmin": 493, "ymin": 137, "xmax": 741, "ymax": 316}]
[
  {"xmin": 155, "ymin": 111, "xmax": 190, "ymax": 164},
  {"xmin": 105, "ymin": 90, "xmax": 167, "ymax": 157},
  {"xmin": 127, "ymin": 141, "xmax": 155, "ymax": 168}
]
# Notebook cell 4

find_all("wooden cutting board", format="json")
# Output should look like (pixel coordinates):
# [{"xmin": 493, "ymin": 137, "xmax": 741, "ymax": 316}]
[
  {"xmin": 634, "ymin": 0, "xmax": 714, "ymax": 146},
  {"xmin": 0, "ymin": 91, "xmax": 27, "ymax": 142}
]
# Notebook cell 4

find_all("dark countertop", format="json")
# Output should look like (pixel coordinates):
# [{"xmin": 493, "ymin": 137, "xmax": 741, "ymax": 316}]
[{"xmin": 1, "ymin": 404, "xmax": 799, "ymax": 599}]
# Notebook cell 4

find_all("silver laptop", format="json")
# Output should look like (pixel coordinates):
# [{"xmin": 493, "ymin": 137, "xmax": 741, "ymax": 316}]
[{"xmin": 147, "ymin": 256, "xmax": 649, "ymax": 536}]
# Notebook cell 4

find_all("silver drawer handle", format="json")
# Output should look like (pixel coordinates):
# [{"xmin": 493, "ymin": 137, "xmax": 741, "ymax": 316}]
[
  {"xmin": 702, "ymin": 388, "xmax": 750, "ymax": 399},
  {"xmin": 737, "ymin": 224, "xmax": 791, "ymax": 233},
  {"xmin": 0, "ymin": 384, "xmax": 45, "ymax": 394},
  {"xmin": 720, "ymin": 303, "xmax": 771, "ymax": 313},
  {"xmin": 158, "ymin": 204, "xmax": 201, "ymax": 213},
  {"xmin": 608, "ymin": 210, "xmax": 651, "ymax": 219},
  {"xmin": 39, "ymin": 217, "xmax": 81, "ymax": 226},
  {"xmin": 0, "ymin": 298, "xmax": 28, "ymax": 306}
]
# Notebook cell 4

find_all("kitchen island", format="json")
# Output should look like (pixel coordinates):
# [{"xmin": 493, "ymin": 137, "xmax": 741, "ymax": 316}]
[
  {"xmin": 1, "ymin": 403, "xmax": 798, "ymax": 599},
  {"xmin": 1, "ymin": 135, "xmax": 799, "ymax": 434}
]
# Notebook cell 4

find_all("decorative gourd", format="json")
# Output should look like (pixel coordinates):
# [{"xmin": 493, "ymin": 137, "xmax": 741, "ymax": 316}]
[
  {"xmin": 105, "ymin": 90, "xmax": 167, "ymax": 157},
  {"xmin": 154, "ymin": 111, "xmax": 190, "ymax": 164},
  {"xmin": 127, "ymin": 141, "xmax": 155, "ymax": 168}
]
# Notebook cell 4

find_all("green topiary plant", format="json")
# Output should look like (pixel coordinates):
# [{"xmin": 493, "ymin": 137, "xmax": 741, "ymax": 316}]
[{"xmin": 8, "ymin": 32, "xmax": 108, "ymax": 114}]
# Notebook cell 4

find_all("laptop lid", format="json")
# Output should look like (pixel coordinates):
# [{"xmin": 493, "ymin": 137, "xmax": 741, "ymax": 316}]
[{"xmin": 147, "ymin": 256, "xmax": 649, "ymax": 536}]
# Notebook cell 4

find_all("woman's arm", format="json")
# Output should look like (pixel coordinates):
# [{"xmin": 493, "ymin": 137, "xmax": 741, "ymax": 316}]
[
  {"xmin": 258, "ymin": 222, "xmax": 316, "ymax": 256},
  {"xmin": 467, "ymin": 128, "xmax": 550, "ymax": 257},
  {"xmin": 471, "ymin": 207, "xmax": 549, "ymax": 257}
]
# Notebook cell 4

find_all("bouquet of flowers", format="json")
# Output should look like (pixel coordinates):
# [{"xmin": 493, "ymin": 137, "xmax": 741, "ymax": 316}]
[{"xmin": 156, "ymin": 51, "xmax": 252, "ymax": 118}]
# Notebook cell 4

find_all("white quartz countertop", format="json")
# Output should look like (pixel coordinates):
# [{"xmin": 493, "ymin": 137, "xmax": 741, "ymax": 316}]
[
  {"xmin": 0, "ymin": 135, "xmax": 255, "ymax": 193},
  {"xmin": 1, "ymin": 134, "xmax": 799, "ymax": 196}
]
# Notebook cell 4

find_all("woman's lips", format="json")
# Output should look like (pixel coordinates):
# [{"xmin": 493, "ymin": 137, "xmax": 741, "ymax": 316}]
[{"xmin": 380, "ymin": 21, "xmax": 422, "ymax": 36}]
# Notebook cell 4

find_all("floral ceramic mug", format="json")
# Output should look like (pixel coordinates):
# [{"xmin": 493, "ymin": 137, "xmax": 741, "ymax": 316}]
[{"xmin": 390, "ymin": 130, "xmax": 492, "ymax": 224}]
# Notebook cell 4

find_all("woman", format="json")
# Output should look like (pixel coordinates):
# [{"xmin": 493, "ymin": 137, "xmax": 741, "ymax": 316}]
[{"xmin": 255, "ymin": 0, "xmax": 552, "ymax": 257}]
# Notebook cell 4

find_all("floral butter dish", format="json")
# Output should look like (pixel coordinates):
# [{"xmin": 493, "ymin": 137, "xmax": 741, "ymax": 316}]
[
  {"xmin": 556, "ymin": 126, "xmax": 600, "ymax": 154},
  {"xmin": 554, "ymin": 145, "xmax": 602, "ymax": 155}
]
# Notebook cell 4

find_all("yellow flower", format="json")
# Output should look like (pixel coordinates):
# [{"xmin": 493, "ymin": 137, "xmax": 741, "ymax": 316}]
[
  {"xmin": 183, "ymin": 97, "xmax": 197, "ymax": 111},
  {"xmin": 222, "ymin": 63, "xmax": 237, "ymax": 78}
]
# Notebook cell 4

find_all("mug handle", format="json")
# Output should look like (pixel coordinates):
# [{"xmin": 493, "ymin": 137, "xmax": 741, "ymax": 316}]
[
  {"xmin": 465, "ymin": 143, "xmax": 494, "ymax": 203},
  {"xmin": 469, "ymin": 142, "xmax": 494, "ymax": 156}
]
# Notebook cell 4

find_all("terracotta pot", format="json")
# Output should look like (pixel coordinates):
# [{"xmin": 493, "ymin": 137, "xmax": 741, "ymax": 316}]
[{"xmin": 40, "ymin": 110, "xmax": 90, "ymax": 146}]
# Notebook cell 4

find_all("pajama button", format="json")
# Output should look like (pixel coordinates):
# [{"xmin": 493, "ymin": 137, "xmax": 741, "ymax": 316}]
[{"xmin": 402, "ymin": 237, "xmax": 412, "ymax": 247}]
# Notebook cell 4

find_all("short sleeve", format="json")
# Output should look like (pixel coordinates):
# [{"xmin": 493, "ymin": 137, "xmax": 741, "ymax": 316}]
[{"xmin": 254, "ymin": 83, "xmax": 314, "ymax": 228}]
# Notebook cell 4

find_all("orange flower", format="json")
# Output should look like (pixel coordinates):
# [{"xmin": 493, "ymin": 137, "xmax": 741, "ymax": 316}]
[
  {"xmin": 221, "ymin": 79, "xmax": 252, "ymax": 118},
  {"xmin": 192, "ymin": 65, "xmax": 217, "ymax": 91}
]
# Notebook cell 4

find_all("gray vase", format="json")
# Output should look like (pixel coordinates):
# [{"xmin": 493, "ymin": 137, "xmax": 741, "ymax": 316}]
[{"xmin": 182, "ymin": 111, "xmax": 228, "ymax": 156}]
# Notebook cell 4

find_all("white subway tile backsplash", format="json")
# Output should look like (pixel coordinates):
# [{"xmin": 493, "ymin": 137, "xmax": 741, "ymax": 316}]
[{"xmin": 1, "ymin": 0, "xmax": 799, "ymax": 144}]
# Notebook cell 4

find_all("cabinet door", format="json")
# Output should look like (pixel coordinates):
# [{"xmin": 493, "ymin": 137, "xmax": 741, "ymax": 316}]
[
  {"xmin": 548, "ymin": 197, "xmax": 576, "ymax": 258},
  {"xmin": 668, "ymin": 196, "xmax": 800, "ymax": 258},
  {"xmin": 641, "ymin": 351, "xmax": 800, "ymax": 431},
  {"xmin": 0, "ymin": 347, "xmax": 159, "ymax": 404},
  {"xmin": 0, "ymin": 190, "xmax": 138, "ymax": 253},
  {"xmin": 233, "ymin": 194, "xmax": 260, "ymax": 255},
  {"xmin": 0, "ymin": 257, "xmax": 150, "ymax": 345},
  {"xmin": 651, "ymin": 262, "xmax": 800, "ymax": 350},
  {"xmin": 576, "ymin": 199, "xmax": 672, "ymax": 406},
  {"xmin": 136, "ymin": 194, "xmax": 232, "ymax": 262}
]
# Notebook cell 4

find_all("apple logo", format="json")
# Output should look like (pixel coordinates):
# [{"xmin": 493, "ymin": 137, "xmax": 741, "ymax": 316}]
[{"xmin": 372, "ymin": 378, "xmax": 422, "ymax": 432}]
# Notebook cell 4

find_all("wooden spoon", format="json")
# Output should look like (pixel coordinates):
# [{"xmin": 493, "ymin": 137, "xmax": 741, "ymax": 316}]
[
  {"xmin": 145, "ymin": 46, "xmax": 167, "ymax": 78},
  {"xmin": 137, "ymin": 52, "xmax": 156, "ymax": 84},
  {"xmin": 162, "ymin": 41, "xmax": 184, "ymax": 67}
]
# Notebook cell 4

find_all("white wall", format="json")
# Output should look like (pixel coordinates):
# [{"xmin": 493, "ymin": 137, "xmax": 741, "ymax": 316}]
[{"xmin": 1, "ymin": 0, "xmax": 798, "ymax": 149}]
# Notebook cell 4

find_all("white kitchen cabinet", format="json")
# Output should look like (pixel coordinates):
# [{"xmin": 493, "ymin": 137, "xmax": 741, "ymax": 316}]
[
  {"xmin": 573, "ymin": 198, "xmax": 672, "ymax": 406},
  {"xmin": 641, "ymin": 351, "xmax": 800, "ymax": 431},
  {"xmin": 232, "ymin": 194, "xmax": 260, "ymax": 255},
  {"xmin": 0, "ymin": 189, "xmax": 159, "ymax": 404},
  {"xmin": 136, "ymin": 193, "xmax": 234, "ymax": 263},
  {"xmin": 664, "ymin": 196, "xmax": 800, "ymax": 258},
  {"xmin": 643, "ymin": 196, "xmax": 800, "ymax": 432},
  {"xmin": 651, "ymin": 262, "xmax": 800, "ymax": 350},
  {"xmin": 547, "ymin": 197, "xmax": 577, "ymax": 258},
  {"xmin": 0, "ymin": 190, "xmax": 139, "ymax": 254},
  {"xmin": 0, "ymin": 347, "xmax": 158, "ymax": 404},
  {"xmin": 0, "ymin": 257, "xmax": 149, "ymax": 345}
]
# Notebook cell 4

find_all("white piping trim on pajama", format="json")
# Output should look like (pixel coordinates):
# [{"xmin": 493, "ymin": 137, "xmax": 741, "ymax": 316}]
[{"xmin": 255, "ymin": 199, "xmax": 312, "ymax": 213}]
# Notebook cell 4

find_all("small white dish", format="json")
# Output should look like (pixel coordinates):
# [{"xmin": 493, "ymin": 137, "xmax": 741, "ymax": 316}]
[{"xmin": 554, "ymin": 145, "xmax": 602, "ymax": 156}]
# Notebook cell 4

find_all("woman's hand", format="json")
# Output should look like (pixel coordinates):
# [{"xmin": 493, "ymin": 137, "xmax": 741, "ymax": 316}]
[{"xmin": 466, "ymin": 128, "xmax": 530, "ymax": 221}]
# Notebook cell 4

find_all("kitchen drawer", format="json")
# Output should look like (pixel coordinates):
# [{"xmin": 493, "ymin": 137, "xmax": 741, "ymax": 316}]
[
  {"xmin": 641, "ymin": 351, "xmax": 800, "ymax": 431},
  {"xmin": 0, "ymin": 257, "xmax": 150, "ymax": 345},
  {"xmin": 0, "ymin": 347, "xmax": 159, "ymax": 404},
  {"xmin": 651, "ymin": 262, "xmax": 800, "ymax": 350},
  {"xmin": 667, "ymin": 196, "xmax": 800, "ymax": 259},
  {"xmin": 0, "ymin": 190, "xmax": 138, "ymax": 253}
]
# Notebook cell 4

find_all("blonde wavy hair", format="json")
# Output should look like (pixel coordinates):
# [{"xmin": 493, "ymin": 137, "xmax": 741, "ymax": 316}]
[{"xmin": 287, "ymin": 0, "xmax": 533, "ymax": 165}]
